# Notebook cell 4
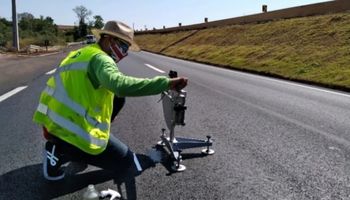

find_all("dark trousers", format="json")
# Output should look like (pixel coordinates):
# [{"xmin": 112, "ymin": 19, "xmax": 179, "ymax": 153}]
[{"xmin": 50, "ymin": 133, "xmax": 134, "ymax": 172}]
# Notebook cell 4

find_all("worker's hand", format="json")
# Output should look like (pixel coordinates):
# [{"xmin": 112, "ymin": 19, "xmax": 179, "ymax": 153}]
[{"xmin": 169, "ymin": 77, "xmax": 188, "ymax": 91}]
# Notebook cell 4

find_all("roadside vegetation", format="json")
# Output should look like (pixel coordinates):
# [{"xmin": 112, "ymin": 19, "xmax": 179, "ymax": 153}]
[
  {"xmin": 135, "ymin": 12, "xmax": 350, "ymax": 90},
  {"xmin": 0, "ymin": 5, "xmax": 103, "ymax": 52}
]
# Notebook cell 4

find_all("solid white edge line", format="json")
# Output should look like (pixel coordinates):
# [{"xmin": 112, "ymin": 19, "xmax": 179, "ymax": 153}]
[
  {"xmin": 238, "ymin": 71, "xmax": 350, "ymax": 98},
  {"xmin": 144, "ymin": 64, "xmax": 165, "ymax": 73},
  {"xmin": 46, "ymin": 69, "xmax": 56, "ymax": 75},
  {"xmin": 0, "ymin": 86, "xmax": 28, "ymax": 103},
  {"xmin": 133, "ymin": 153, "xmax": 143, "ymax": 172},
  {"xmin": 143, "ymin": 51, "xmax": 350, "ymax": 98}
]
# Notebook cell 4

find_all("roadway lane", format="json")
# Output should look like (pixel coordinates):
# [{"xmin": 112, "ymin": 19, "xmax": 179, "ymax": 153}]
[
  {"xmin": 0, "ymin": 45, "xmax": 80, "ymax": 95},
  {"xmin": 1, "ymin": 50, "xmax": 350, "ymax": 199},
  {"xmin": 119, "ymin": 52, "xmax": 350, "ymax": 199}
]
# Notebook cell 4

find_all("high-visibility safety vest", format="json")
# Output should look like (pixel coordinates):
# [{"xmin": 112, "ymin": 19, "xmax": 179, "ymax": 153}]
[{"xmin": 33, "ymin": 44, "xmax": 114, "ymax": 155}]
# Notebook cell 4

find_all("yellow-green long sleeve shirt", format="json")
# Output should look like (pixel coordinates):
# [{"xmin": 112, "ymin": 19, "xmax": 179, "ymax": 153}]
[{"xmin": 88, "ymin": 53, "xmax": 170, "ymax": 97}]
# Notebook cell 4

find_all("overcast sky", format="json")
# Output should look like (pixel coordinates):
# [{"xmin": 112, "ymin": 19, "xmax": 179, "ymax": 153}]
[{"xmin": 0, "ymin": 0, "xmax": 332, "ymax": 30}]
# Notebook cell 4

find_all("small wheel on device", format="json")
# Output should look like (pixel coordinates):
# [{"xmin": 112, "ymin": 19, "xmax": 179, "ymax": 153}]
[
  {"xmin": 201, "ymin": 148, "xmax": 215, "ymax": 155},
  {"xmin": 171, "ymin": 164, "xmax": 186, "ymax": 172}
]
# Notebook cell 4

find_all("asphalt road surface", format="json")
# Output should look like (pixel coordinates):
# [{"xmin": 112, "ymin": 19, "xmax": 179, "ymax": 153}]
[{"xmin": 1, "ymin": 47, "xmax": 350, "ymax": 200}]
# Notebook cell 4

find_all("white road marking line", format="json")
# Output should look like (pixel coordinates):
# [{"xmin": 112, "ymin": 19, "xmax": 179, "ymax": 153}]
[
  {"xmin": 201, "ymin": 62, "xmax": 350, "ymax": 98},
  {"xmin": 143, "ymin": 52, "xmax": 350, "ymax": 98},
  {"xmin": 0, "ymin": 86, "xmax": 28, "ymax": 103},
  {"xmin": 144, "ymin": 64, "xmax": 165, "ymax": 73},
  {"xmin": 222, "ymin": 69, "xmax": 350, "ymax": 98},
  {"xmin": 46, "ymin": 68, "xmax": 56, "ymax": 75},
  {"xmin": 242, "ymin": 72, "xmax": 350, "ymax": 98}
]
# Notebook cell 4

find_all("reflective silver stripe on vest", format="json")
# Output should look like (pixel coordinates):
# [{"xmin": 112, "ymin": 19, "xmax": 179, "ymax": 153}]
[
  {"xmin": 45, "ymin": 62, "xmax": 109, "ymax": 131},
  {"xmin": 56, "ymin": 62, "xmax": 88, "ymax": 73},
  {"xmin": 37, "ymin": 103, "xmax": 107, "ymax": 147},
  {"xmin": 43, "ymin": 85, "xmax": 109, "ymax": 131}
]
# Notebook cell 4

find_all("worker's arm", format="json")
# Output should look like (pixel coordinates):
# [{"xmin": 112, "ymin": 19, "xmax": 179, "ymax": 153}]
[{"xmin": 88, "ymin": 54, "xmax": 170, "ymax": 97}]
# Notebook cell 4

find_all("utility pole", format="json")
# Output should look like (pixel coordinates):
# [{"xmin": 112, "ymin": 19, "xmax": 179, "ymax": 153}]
[{"xmin": 12, "ymin": 0, "xmax": 19, "ymax": 51}]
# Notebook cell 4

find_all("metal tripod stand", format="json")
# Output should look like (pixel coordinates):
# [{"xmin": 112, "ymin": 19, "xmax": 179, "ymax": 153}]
[{"xmin": 157, "ymin": 71, "xmax": 214, "ymax": 172}]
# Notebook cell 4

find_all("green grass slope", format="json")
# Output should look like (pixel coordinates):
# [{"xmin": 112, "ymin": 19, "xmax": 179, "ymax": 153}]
[{"xmin": 135, "ymin": 12, "xmax": 350, "ymax": 90}]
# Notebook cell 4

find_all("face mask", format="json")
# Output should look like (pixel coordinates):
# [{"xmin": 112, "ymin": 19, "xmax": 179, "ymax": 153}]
[{"xmin": 110, "ymin": 39, "xmax": 129, "ymax": 63}]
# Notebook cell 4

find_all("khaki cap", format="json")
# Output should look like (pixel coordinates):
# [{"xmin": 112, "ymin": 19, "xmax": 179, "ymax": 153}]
[{"xmin": 92, "ymin": 20, "xmax": 140, "ymax": 52}]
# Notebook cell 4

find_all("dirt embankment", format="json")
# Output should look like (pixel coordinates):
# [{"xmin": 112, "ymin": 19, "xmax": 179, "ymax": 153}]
[{"xmin": 135, "ymin": 12, "xmax": 350, "ymax": 91}]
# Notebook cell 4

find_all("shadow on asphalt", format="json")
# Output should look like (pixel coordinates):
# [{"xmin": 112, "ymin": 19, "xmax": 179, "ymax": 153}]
[
  {"xmin": 0, "ymin": 151, "xmax": 208, "ymax": 199},
  {"xmin": 0, "ymin": 154, "xmax": 156, "ymax": 200}
]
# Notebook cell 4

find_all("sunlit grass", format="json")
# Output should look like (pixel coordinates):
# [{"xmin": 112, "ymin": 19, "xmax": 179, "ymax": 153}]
[{"xmin": 136, "ymin": 12, "xmax": 350, "ymax": 89}]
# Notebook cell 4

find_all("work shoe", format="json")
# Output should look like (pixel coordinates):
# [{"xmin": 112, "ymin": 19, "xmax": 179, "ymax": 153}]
[{"xmin": 43, "ymin": 141, "xmax": 66, "ymax": 181}]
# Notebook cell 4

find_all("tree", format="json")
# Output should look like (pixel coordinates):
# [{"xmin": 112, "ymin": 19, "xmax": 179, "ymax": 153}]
[
  {"xmin": 79, "ymin": 21, "xmax": 88, "ymax": 37},
  {"xmin": 73, "ymin": 5, "xmax": 92, "ymax": 24},
  {"xmin": 93, "ymin": 15, "xmax": 104, "ymax": 29},
  {"xmin": 0, "ymin": 18, "xmax": 11, "ymax": 46},
  {"xmin": 72, "ymin": 26, "xmax": 80, "ymax": 41},
  {"xmin": 18, "ymin": 12, "xmax": 35, "ymax": 32},
  {"xmin": 73, "ymin": 5, "xmax": 92, "ymax": 38},
  {"xmin": 18, "ymin": 12, "xmax": 34, "ymax": 21},
  {"xmin": 0, "ymin": 14, "xmax": 65, "ymax": 48}
]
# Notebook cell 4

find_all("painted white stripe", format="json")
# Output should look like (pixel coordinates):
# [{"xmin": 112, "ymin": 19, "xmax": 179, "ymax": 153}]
[
  {"xmin": 144, "ymin": 64, "xmax": 165, "ymax": 73},
  {"xmin": 142, "ymin": 51, "xmax": 350, "ymax": 98},
  {"xmin": 0, "ymin": 86, "xmax": 28, "ymax": 103},
  {"xmin": 133, "ymin": 153, "xmax": 143, "ymax": 172},
  {"xmin": 218, "ymin": 68, "xmax": 350, "ymax": 98},
  {"xmin": 204, "ymin": 63, "xmax": 350, "ymax": 98},
  {"xmin": 240, "ymin": 72, "xmax": 350, "ymax": 98},
  {"xmin": 46, "ymin": 69, "xmax": 56, "ymax": 75}
]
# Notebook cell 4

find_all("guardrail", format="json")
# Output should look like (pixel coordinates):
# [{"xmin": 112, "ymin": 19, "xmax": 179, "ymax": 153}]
[{"xmin": 136, "ymin": 0, "xmax": 350, "ymax": 35}]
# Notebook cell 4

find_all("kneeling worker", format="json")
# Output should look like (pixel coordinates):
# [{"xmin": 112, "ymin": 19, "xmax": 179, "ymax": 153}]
[{"xmin": 33, "ymin": 20, "xmax": 188, "ymax": 180}]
